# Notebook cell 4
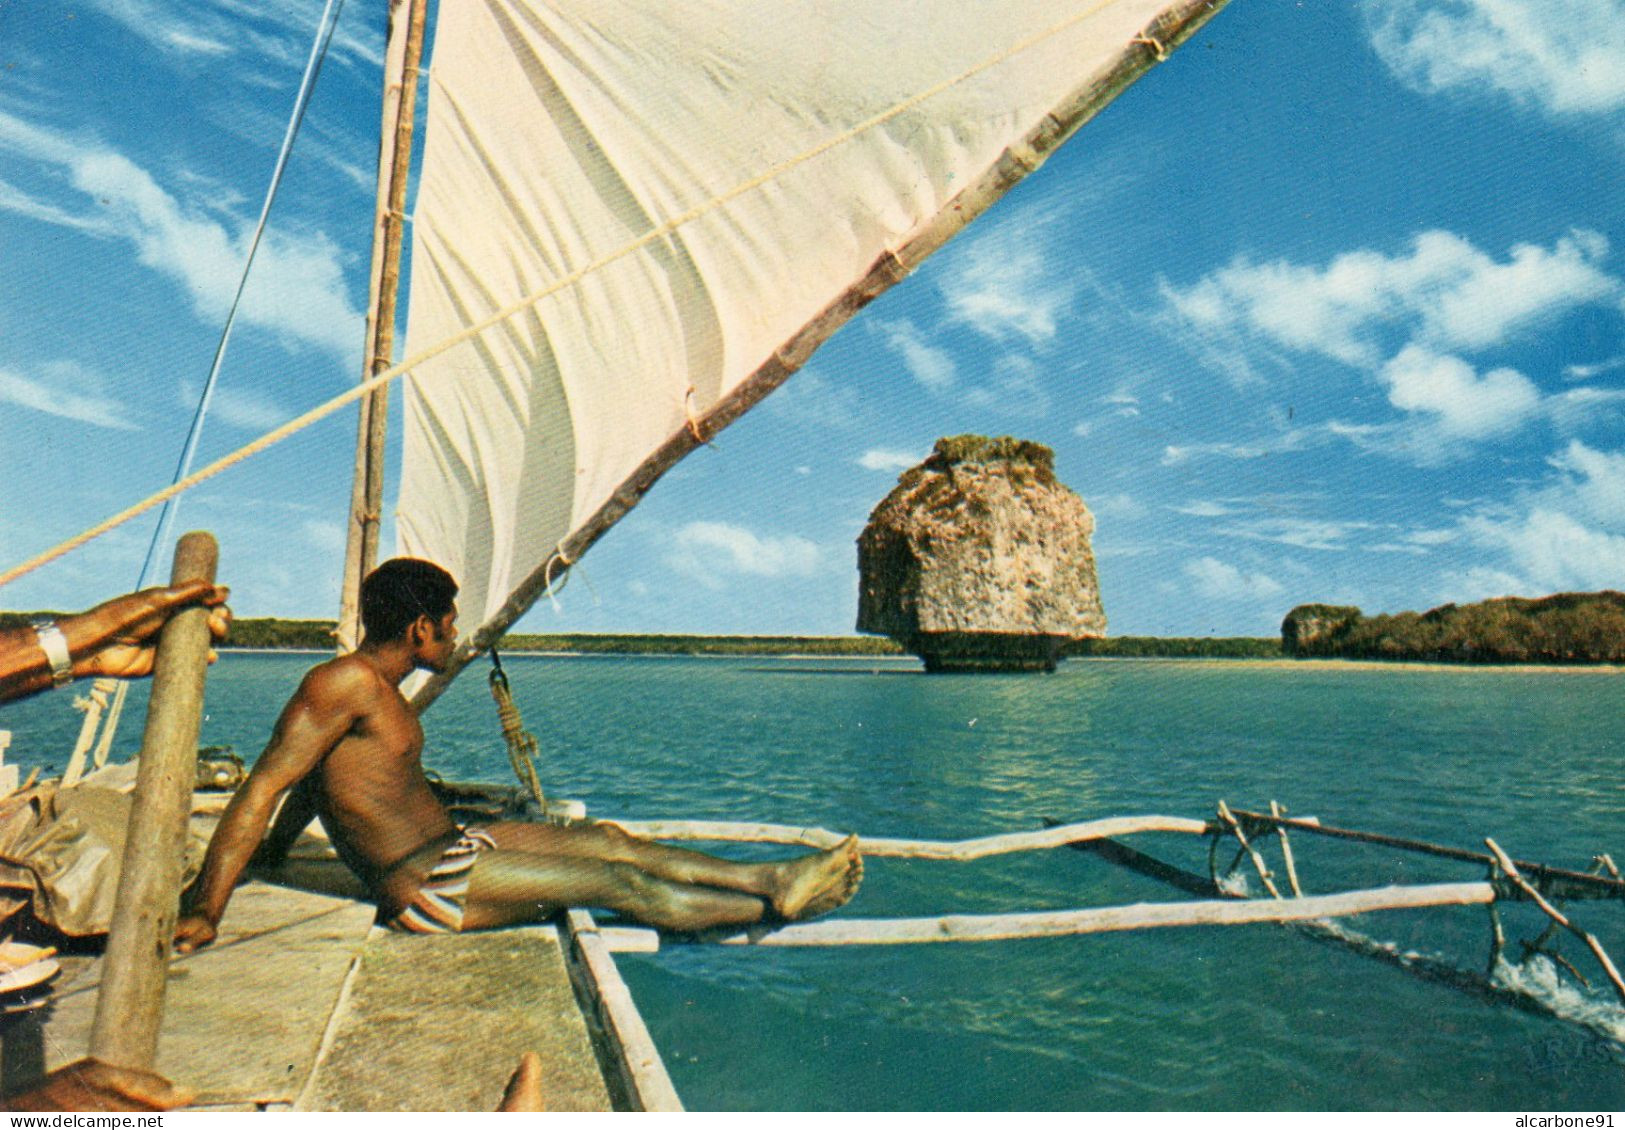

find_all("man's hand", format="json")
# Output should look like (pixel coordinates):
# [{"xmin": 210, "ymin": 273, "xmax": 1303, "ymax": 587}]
[
  {"xmin": 1, "ymin": 1059, "xmax": 193, "ymax": 1112},
  {"xmin": 173, "ymin": 913, "xmax": 217, "ymax": 955},
  {"xmin": 75, "ymin": 582, "xmax": 232, "ymax": 680}
]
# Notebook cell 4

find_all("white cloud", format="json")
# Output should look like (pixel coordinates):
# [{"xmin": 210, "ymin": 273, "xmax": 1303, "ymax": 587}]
[
  {"xmin": 872, "ymin": 319, "xmax": 955, "ymax": 391},
  {"xmin": 1171, "ymin": 501, "xmax": 1235, "ymax": 518},
  {"xmin": 1161, "ymin": 442, "xmax": 1267, "ymax": 466},
  {"xmin": 939, "ymin": 225, "xmax": 1074, "ymax": 346},
  {"xmin": 1230, "ymin": 518, "xmax": 1378, "ymax": 552},
  {"xmin": 1448, "ymin": 440, "xmax": 1625, "ymax": 597},
  {"xmin": 1461, "ymin": 508, "xmax": 1625, "ymax": 594},
  {"xmin": 1165, "ymin": 230, "xmax": 1618, "ymax": 368},
  {"xmin": 858, "ymin": 449, "xmax": 919, "ymax": 473},
  {"xmin": 178, "ymin": 382, "xmax": 288, "ymax": 431},
  {"xmin": 0, "ymin": 364, "xmax": 139, "ymax": 430},
  {"xmin": 1367, "ymin": 0, "xmax": 1625, "ymax": 115},
  {"xmin": 78, "ymin": 0, "xmax": 377, "ymax": 70},
  {"xmin": 1563, "ymin": 354, "xmax": 1625, "ymax": 381},
  {"xmin": 1378, "ymin": 345, "xmax": 1540, "ymax": 439},
  {"xmin": 664, "ymin": 522, "xmax": 821, "ymax": 589},
  {"xmin": 1165, "ymin": 230, "xmax": 1621, "ymax": 454},
  {"xmin": 0, "ymin": 110, "xmax": 362, "ymax": 360},
  {"xmin": 1182, "ymin": 557, "xmax": 1283, "ymax": 601}
]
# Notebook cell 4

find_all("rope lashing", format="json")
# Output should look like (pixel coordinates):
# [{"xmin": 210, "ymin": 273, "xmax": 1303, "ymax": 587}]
[
  {"xmin": 683, "ymin": 387, "xmax": 709, "ymax": 444},
  {"xmin": 541, "ymin": 545, "xmax": 575, "ymax": 611},
  {"xmin": 1131, "ymin": 34, "xmax": 1167, "ymax": 61},
  {"xmin": 488, "ymin": 647, "xmax": 545, "ymax": 809}
]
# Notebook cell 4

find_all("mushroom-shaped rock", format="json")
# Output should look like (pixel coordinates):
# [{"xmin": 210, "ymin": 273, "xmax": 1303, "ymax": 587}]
[{"xmin": 856, "ymin": 435, "xmax": 1106, "ymax": 672}]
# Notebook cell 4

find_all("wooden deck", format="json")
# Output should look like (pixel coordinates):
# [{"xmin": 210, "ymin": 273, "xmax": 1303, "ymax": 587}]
[{"xmin": 3, "ymin": 880, "xmax": 625, "ymax": 1111}]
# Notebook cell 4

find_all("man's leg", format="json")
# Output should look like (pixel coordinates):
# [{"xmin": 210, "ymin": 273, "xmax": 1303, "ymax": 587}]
[
  {"xmin": 480, "ymin": 822, "xmax": 861, "ymax": 920},
  {"xmin": 461, "ymin": 849, "xmax": 769, "ymax": 933}
]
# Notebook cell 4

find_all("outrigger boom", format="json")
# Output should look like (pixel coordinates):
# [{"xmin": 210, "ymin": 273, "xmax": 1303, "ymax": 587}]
[{"xmin": 613, "ymin": 802, "xmax": 1625, "ymax": 1017}]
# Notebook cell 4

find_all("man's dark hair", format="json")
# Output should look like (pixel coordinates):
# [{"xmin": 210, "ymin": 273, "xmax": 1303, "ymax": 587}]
[{"xmin": 360, "ymin": 558, "xmax": 458, "ymax": 642}]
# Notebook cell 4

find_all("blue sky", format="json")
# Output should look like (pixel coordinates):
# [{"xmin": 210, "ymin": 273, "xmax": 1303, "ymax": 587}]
[{"xmin": 2, "ymin": 1, "xmax": 1624, "ymax": 639}]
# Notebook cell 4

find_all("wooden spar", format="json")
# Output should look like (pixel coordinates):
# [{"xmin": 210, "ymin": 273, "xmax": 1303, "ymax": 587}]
[
  {"xmin": 336, "ymin": 0, "xmax": 428, "ymax": 654},
  {"xmin": 1230, "ymin": 807, "xmax": 1625, "ymax": 902},
  {"xmin": 562, "ymin": 911, "xmax": 683, "ymax": 1111},
  {"xmin": 712, "ymin": 882, "xmax": 1496, "ymax": 947},
  {"xmin": 409, "ymin": 0, "xmax": 1235, "ymax": 710},
  {"xmin": 607, "ymin": 815, "xmax": 1212, "ymax": 859},
  {"xmin": 89, "ymin": 532, "xmax": 218, "ymax": 1070},
  {"xmin": 1218, "ymin": 800, "xmax": 1282, "ymax": 899},
  {"xmin": 1271, "ymin": 800, "xmax": 1304, "ymax": 897},
  {"xmin": 1485, "ymin": 839, "xmax": 1625, "ymax": 1006},
  {"xmin": 1050, "ymin": 826, "xmax": 1621, "ymax": 1029}
]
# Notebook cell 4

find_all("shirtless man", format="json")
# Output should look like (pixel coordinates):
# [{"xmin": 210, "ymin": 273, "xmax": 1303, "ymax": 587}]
[{"xmin": 173, "ymin": 558, "xmax": 860, "ymax": 951}]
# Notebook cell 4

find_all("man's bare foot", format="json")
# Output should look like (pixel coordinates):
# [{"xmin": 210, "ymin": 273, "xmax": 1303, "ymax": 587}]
[
  {"xmin": 497, "ymin": 1051, "xmax": 543, "ymax": 1112},
  {"xmin": 771, "ymin": 835, "xmax": 862, "ymax": 920}
]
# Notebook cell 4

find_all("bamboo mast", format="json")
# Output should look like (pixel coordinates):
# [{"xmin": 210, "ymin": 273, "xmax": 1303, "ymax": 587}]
[
  {"xmin": 89, "ymin": 532, "xmax": 218, "ymax": 1069},
  {"xmin": 336, "ymin": 0, "xmax": 428, "ymax": 653}
]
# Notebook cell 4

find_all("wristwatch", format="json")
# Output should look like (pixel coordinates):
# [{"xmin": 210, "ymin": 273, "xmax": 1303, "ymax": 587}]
[{"xmin": 31, "ymin": 620, "xmax": 73, "ymax": 687}]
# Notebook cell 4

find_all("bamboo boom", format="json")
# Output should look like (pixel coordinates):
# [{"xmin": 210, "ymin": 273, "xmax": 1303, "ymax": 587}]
[
  {"xmin": 714, "ymin": 882, "xmax": 1496, "ymax": 947},
  {"xmin": 1231, "ymin": 808, "xmax": 1625, "ymax": 901},
  {"xmin": 337, "ymin": 0, "xmax": 427, "ymax": 653},
  {"xmin": 610, "ymin": 815, "xmax": 1212, "ymax": 859},
  {"xmin": 90, "ymin": 532, "xmax": 218, "ymax": 1069},
  {"xmin": 1485, "ymin": 839, "xmax": 1625, "ymax": 1006},
  {"xmin": 409, "ymin": 0, "xmax": 1235, "ymax": 709}
]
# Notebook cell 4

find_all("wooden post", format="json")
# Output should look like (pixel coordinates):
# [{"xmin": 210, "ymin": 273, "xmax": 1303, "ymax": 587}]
[
  {"xmin": 1218, "ymin": 800, "xmax": 1282, "ymax": 899},
  {"xmin": 89, "ymin": 532, "xmax": 218, "ymax": 1069},
  {"xmin": 1271, "ymin": 800, "xmax": 1303, "ymax": 897},
  {"xmin": 1485, "ymin": 838, "xmax": 1625, "ymax": 1006}
]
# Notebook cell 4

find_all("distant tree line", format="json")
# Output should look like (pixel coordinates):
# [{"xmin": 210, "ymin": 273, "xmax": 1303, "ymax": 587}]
[
  {"xmin": 1281, "ymin": 591, "xmax": 1625, "ymax": 664},
  {"xmin": 1, "ymin": 611, "xmax": 1284, "ymax": 660},
  {"xmin": 1065, "ymin": 636, "xmax": 1280, "ymax": 658}
]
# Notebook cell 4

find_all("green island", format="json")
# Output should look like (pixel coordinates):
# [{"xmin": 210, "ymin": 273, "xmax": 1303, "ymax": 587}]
[{"xmin": 1282, "ymin": 591, "xmax": 1625, "ymax": 664}]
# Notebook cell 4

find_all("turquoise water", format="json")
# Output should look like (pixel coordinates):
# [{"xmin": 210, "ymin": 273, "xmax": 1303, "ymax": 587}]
[{"xmin": 6, "ymin": 653, "xmax": 1621, "ymax": 1109}]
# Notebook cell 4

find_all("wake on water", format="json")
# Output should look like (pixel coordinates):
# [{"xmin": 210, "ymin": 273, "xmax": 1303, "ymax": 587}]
[{"xmin": 1208, "ymin": 873, "xmax": 1624, "ymax": 1047}]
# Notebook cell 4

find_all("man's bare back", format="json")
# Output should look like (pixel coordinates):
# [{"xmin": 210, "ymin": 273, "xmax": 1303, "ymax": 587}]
[{"xmin": 175, "ymin": 558, "xmax": 861, "ymax": 953}]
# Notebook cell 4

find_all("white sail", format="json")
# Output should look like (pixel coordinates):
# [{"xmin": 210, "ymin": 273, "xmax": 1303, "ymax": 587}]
[{"xmin": 397, "ymin": 0, "xmax": 1225, "ymax": 688}]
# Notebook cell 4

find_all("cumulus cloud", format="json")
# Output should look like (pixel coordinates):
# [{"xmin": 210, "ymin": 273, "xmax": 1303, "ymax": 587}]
[
  {"xmin": 1165, "ymin": 229, "xmax": 1617, "ymax": 368},
  {"xmin": 0, "ymin": 110, "xmax": 362, "ymax": 360},
  {"xmin": 1164, "ymin": 229, "xmax": 1622, "ymax": 454},
  {"xmin": 1449, "ymin": 440, "xmax": 1625, "ymax": 597},
  {"xmin": 1366, "ymin": 0, "xmax": 1625, "ymax": 116},
  {"xmin": 0, "ymin": 364, "xmax": 139, "ymax": 430},
  {"xmin": 1378, "ymin": 345, "xmax": 1540, "ymax": 439},
  {"xmin": 663, "ymin": 522, "xmax": 821, "ymax": 589},
  {"xmin": 858, "ymin": 449, "xmax": 919, "ymax": 472},
  {"xmin": 1182, "ymin": 557, "xmax": 1283, "ymax": 601}
]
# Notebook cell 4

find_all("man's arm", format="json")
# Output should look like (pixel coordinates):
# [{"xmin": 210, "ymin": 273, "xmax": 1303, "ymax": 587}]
[
  {"xmin": 250, "ymin": 776, "xmax": 319, "ymax": 870},
  {"xmin": 0, "ymin": 582, "xmax": 230, "ymax": 703},
  {"xmin": 175, "ymin": 664, "xmax": 369, "ymax": 952}
]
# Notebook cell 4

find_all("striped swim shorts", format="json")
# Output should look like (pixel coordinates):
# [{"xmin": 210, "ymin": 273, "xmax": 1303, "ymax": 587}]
[{"xmin": 385, "ymin": 827, "xmax": 499, "ymax": 934}]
